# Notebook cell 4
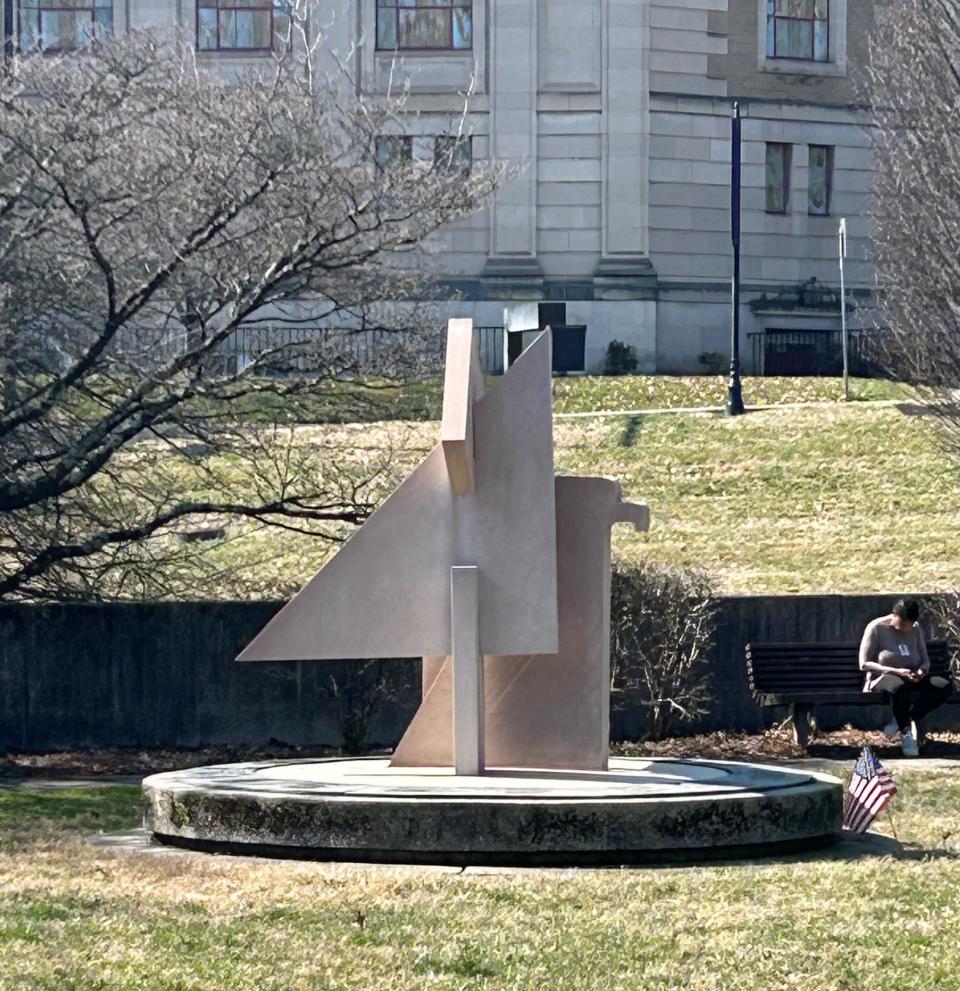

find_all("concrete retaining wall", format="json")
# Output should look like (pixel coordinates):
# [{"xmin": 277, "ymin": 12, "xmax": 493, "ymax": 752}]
[{"xmin": 1, "ymin": 595, "xmax": 954, "ymax": 751}]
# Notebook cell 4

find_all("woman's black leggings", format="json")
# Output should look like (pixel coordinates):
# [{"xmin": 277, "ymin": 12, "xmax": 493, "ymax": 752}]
[{"xmin": 879, "ymin": 675, "xmax": 953, "ymax": 732}]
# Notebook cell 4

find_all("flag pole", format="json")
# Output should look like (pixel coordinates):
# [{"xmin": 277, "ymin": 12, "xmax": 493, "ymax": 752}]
[
  {"xmin": 838, "ymin": 217, "xmax": 849, "ymax": 401},
  {"xmin": 886, "ymin": 806, "xmax": 898, "ymax": 842}
]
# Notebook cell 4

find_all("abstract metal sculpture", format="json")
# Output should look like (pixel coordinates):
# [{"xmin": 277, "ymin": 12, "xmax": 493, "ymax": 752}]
[{"xmin": 238, "ymin": 319, "xmax": 649, "ymax": 774}]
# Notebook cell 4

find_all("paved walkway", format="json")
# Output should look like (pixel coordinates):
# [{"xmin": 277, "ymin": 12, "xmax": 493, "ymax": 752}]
[
  {"xmin": 785, "ymin": 756, "xmax": 959, "ymax": 774},
  {"xmin": 0, "ymin": 775, "xmax": 144, "ymax": 789},
  {"xmin": 554, "ymin": 398, "xmax": 908, "ymax": 421}
]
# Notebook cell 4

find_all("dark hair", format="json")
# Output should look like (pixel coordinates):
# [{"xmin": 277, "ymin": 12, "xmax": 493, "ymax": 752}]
[{"xmin": 892, "ymin": 599, "xmax": 921, "ymax": 622}]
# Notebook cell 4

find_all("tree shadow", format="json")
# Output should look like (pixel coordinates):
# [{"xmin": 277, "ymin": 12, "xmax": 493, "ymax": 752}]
[
  {"xmin": 584, "ymin": 831, "xmax": 960, "ymax": 873},
  {"xmin": 805, "ymin": 738, "xmax": 960, "ymax": 761},
  {"xmin": 619, "ymin": 416, "xmax": 644, "ymax": 448}
]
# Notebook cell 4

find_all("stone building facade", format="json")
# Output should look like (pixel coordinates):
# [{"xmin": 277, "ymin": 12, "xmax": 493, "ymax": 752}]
[{"xmin": 2, "ymin": 0, "xmax": 877, "ymax": 373}]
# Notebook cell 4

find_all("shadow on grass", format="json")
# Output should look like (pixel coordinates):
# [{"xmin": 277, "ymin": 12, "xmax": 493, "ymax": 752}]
[
  {"xmin": 569, "ymin": 832, "xmax": 960, "ymax": 874},
  {"xmin": 619, "ymin": 415, "xmax": 644, "ymax": 448},
  {"xmin": 805, "ymin": 738, "xmax": 960, "ymax": 761}
]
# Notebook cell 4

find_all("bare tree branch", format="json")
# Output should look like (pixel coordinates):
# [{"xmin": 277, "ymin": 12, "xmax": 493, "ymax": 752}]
[{"xmin": 0, "ymin": 25, "xmax": 505, "ymax": 600}]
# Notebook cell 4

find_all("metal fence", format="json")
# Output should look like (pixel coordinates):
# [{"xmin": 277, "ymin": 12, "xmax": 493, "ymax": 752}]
[
  {"xmin": 214, "ymin": 324, "xmax": 507, "ymax": 378},
  {"xmin": 476, "ymin": 326, "xmax": 504, "ymax": 375},
  {"xmin": 748, "ymin": 328, "xmax": 876, "ymax": 377},
  {"xmin": 106, "ymin": 323, "xmax": 507, "ymax": 378},
  {"xmin": 214, "ymin": 326, "xmax": 413, "ymax": 377}
]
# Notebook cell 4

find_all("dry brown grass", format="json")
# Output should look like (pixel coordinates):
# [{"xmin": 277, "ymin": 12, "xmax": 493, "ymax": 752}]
[
  {"xmin": 199, "ymin": 402, "xmax": 960, "ymax": 598},
  {"xmin": 3, "ymin": 773, "xmax": 960, "ymax": 989}
]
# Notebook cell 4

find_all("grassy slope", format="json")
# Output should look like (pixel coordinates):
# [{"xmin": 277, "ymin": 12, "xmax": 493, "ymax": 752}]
[
  {"xmin": 551, "ymin": 373, "xmax": 906, "ymax": 414},
  {"xmin": 561, "ymin": 403, "xmax": 960, "ymax": 595},
  {"xmin": 222, "ymin": 375, "xmax": 907, "ymax": 425},
  {"xmin": 1, "ymin": 776, "xmax": 959, "ymax": 990},
  {"xmin": 201, "ymin": 379, "xmax": 960, "ymax": 597}
]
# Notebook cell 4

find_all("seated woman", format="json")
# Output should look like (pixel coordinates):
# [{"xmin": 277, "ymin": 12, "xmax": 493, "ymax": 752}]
[{"xmin": 859, "ymin": 599, "xmax": 953, "ymax": 756}]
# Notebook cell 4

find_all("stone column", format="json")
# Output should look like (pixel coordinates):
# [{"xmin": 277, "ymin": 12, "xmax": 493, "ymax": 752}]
[
  {"xmin": 484, "ymin": 0, "xmax": 541, "ymax": 283},
  {"xmin": 596, "ymin": 0, "xmax": 653, "ymax": 286}
]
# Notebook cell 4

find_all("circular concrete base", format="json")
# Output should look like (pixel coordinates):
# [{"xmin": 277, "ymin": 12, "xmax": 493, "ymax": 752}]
[{"xmin": 143, "ymin": 757, "xmax": 843, "ymax": 866}]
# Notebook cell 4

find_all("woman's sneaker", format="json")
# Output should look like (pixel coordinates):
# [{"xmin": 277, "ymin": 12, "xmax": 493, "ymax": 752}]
[{"xmin": 901, "ymin": 730, "xmax": 920, "ymax": 757}]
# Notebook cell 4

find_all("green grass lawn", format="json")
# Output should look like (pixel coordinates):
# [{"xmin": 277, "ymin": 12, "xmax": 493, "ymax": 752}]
[
  {"xmin": 551, "ymin": 373, "xmax": 906, "ymax": 414},
  {"xmin": 1, "ymin": 773, "xmax": 959, "ymax": 990},
  {"xmin": 561, "ymin": 401, "xmax": 960, "ymax": 595},
  {"xmin": 31, "ymin": 375, "xmax": 953, "ymax": 598},
  {"xmin": 220, "ymin": 374, "xmax": 907, "ymax": 424},
  {"xmin": 193, "ymin": 389, "xmax": 960, "ymax": 598}
]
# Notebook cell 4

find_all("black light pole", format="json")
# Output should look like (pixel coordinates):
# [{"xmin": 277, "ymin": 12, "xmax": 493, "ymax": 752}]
[
  {"xmin": 727, "ymin": 101, "xmax": 746, "ymax": 416},
  {"xmin": 3, "ymin": 0, "xmax": 14, "ymax": 63}
]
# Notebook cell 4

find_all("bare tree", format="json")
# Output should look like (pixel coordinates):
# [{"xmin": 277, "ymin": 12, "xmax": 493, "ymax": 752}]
[
  {"xmin": 0, "ymin": 28, "xmax": 501, "ymax": 600},
  {"xmin": 865, "ymin": 0, "xmax": 960, "ymax": 452},
  {"xmin": 610, "ymin": 564, "xmax": 718, "ymax": 741}
]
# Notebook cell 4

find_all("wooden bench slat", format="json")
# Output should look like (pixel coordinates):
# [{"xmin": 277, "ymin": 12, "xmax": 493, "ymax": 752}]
[
  {"xmin": 747, "ymin": 641, "xmax": 950, "ymax": 651},
  {"xmin": 756, "ymin": 694, "xmax": 886, "ymax": 706},
  {"xmin": 745, "ymin": 638, "xmax": 956, "ymax": 749}
]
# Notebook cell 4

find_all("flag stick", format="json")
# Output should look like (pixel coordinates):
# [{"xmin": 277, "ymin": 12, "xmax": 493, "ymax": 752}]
[
  {"xmin": 886, "ymin": 806, "xmax": 898, "ymax": 841},
  {"xmin": 838, "ymin": 217, "xmax": 849, "ymax": 401}
]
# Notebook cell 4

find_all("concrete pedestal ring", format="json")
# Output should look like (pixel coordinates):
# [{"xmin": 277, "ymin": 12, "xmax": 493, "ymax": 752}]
[{"xmin": 143, "ymin": 757, "xmax": 844, "ymax": 866}]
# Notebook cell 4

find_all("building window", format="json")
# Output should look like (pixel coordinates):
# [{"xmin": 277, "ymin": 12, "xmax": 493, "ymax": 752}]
[
  {"xmin": 375, "ymin": 135, "xmax": 414, "ymax": 170},
  {"xmin": 434, "ymin": 136, "xmax": 471, "ymax": 173},
  {"xmin": 765, "ymin": 143, "xmax": 792, "ymax": 214},
  {"xmin": 19, "ymin": 0, "xmax": 112, "ymax": 50},
  {"xmin": 808, "ymin": 145, "xmax": 833, "ymax": 216},
  {"xmin": 197, "ymin": 0, "xmax": 290, "ymax": 52},
  {"xmin": 376, "ymin": 0, "xmax": 472, "ymax": 51},
  {"xmin": 766, "ymin": 0, "xmax": 829, "ymax": 61}
]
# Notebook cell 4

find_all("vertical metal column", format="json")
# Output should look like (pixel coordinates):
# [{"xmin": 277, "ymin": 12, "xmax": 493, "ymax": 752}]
[
  {"xmin": 451, "ymin": 565, "xmax": 484, "ymax": 776},
  {"xmin": 839, "ymin": 217, "xmax": 849, "ymax": 400},
  {"xmin": 728, "ymin": 101, "xmax": 746, "ymax": 416}
]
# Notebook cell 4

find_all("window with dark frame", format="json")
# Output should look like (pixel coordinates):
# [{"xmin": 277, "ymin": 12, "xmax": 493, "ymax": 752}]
[
  {"xmin": 375, "ymin": 135, "xmax": 414, "ymax": 170},
  {"xmin": 765, "ymin": 143, "xmax": 792, "ymax": 214},
  {"xmin": 18, "ymin": 0, "xmax": 112, "ymax": 50},
  {"xmin": 376, "ymin": 0, "xmax": 472, "ymax": 51},
  {"xmin": 766, "ymin": 0, "xmax": 829, "ymax": 62},
  {"xmin": 434, "ymin": 135, "xmax": 471, "ymax": 173},
  {"xmin": 197, "ymin": 0, "xmax": 291, "ymax": 52},
  {"xmin": 808, "ymin": 144, "xmax": 834, "ymax": 215}
]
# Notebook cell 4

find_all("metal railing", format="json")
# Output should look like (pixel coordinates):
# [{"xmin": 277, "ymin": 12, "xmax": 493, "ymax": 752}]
[
  {"xmin": 215, "ymin": 324, "xmax": 506, "ymax": 377},
  {"xmin": 748, "ymin": 328, "xmax": 876, "ymax": 377},
  {"xmin": 107, "ymin": 323, "xmax": 507, "ymax": 378},
  {"xmin": 476, "ymin": 326, "xmax": 504, "ymax": 375}
]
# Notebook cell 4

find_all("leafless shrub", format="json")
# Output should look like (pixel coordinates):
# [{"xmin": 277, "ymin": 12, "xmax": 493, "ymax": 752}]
[
  {"xmin": 926, "ymin": 590, "xmax": 960, "ymax": 679},
  {"xmin": 0, "ymin": 25, "xmax": 504, "ymax": 600},
  {"xmin": 610, "ymin": 563, "xmax": 719, "ymax": 741},
  {"xmin": 327, "ymin": 659, "xmax": 418, "ymax": 754}
]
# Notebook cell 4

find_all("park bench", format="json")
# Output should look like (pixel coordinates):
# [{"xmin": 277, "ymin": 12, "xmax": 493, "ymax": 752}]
[{"xmin": 745, "ymin": 640, "xmax": 957, "ymax": 748}]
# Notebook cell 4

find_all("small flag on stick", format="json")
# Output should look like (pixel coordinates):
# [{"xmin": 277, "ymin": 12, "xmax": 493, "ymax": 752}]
[{"xmin": 843, "ymin": 746, "xmax": 897, "ymax": 833}]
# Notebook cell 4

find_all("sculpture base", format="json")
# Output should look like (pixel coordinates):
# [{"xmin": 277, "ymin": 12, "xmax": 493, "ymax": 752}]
[{"xmin": 143, "ymin": 757, "xmax": 843, "ymax": 866}]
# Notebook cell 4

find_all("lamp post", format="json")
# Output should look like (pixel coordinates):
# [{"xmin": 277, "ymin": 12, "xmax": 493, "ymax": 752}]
[
  {"xmin": 3, "ymin": 0, "xmax": 13, "ymax": 63},
  {"xmin": 727, "ymin": 101, "xmax": 746, "ymax": 416}
]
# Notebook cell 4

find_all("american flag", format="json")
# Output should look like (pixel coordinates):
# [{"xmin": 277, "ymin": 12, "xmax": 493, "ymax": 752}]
[{"xmin": 843, "ymin": 746, "xmax": 897, "ymax": 833}]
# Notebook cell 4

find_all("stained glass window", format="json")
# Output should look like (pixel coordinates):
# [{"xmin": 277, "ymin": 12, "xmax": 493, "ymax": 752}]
[
  {"xmin": 377, "ymin": 0, "xmax": 472, "ymax": 51},
  {"xmin": 19, "ymin": 0, "xmax": 112, "ymax": 50},
  {"xmin": 375, "ymin": 135, "xmax": 414, "ymax": 170},
  {"xmin": 808, "ymin": 145, "xmax": 833, "ymax": 215},
  {"xmin": 766, "ymin": 0, "xmax": 829, "ymax": 61},
  {"xmin": 766, "ymin": 143, "xmax": 792, "ymax": 214},
  {"xmin": 434, "ymin": 136, "xmax": 471, "ymax": 173},
  {"xmin": 197, "ymin": 0, "xmax": 291, "ymax": 52}
]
